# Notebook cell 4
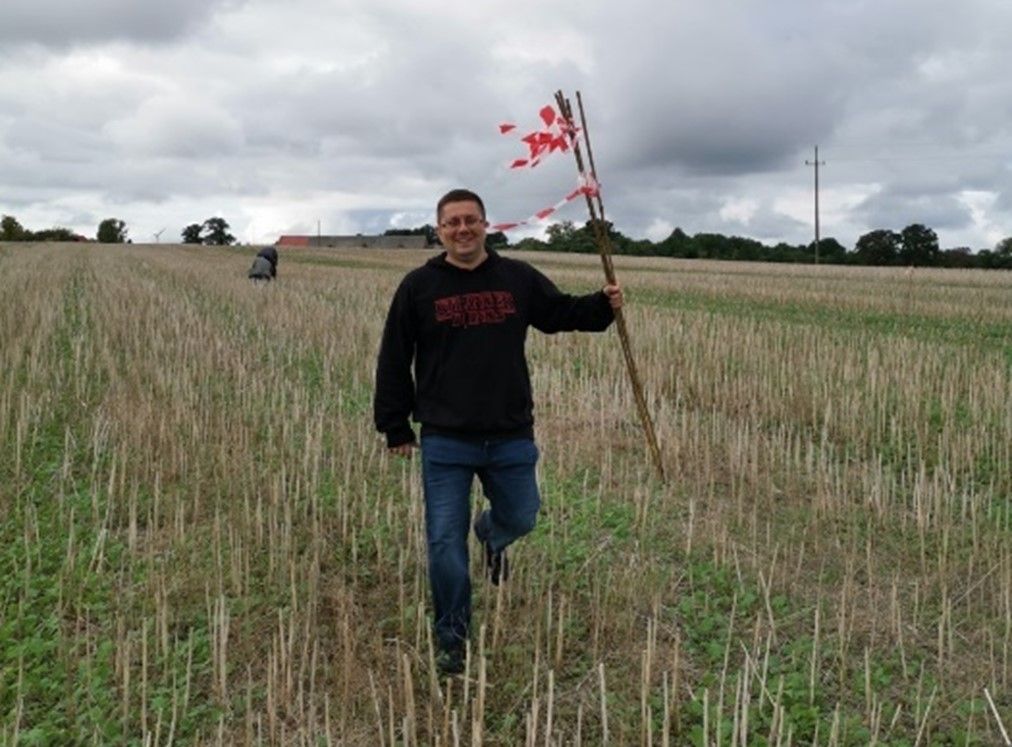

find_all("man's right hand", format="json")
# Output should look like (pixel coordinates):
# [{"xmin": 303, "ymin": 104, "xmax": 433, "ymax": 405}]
[{"xmin": 389, "ymin": 443, "xmax": 418, "ymax": 457}]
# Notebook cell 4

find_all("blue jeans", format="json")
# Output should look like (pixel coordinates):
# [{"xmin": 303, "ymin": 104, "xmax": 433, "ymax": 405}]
[{"xmin": 420, "ymin": 434, "xmax": 541, "ymax": 650}]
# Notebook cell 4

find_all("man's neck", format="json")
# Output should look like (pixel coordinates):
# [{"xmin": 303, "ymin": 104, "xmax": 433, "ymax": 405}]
[{"xmin": 445, "ymin": 248, "xmax": 489, "ymax": 270}]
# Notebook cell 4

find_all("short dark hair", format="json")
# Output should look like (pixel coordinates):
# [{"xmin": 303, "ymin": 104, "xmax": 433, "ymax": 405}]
[{"xmin": 437, "ymin": 189, "xmax": 485, "ymax": 222}]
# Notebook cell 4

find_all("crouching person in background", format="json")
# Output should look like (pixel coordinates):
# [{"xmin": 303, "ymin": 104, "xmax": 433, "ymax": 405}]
[{"xmin": 248, "ymin": 246, "xmax": 279, "ymax": 283}]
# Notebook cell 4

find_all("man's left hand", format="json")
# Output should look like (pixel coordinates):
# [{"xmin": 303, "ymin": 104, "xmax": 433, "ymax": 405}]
[{"xmin": 603, "ymin": 283, "xmax": 623, "ymax": 310}]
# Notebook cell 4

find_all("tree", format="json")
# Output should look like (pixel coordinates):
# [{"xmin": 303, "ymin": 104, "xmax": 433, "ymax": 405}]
[
  {"xmin": 821, "ymin": 237, "xmax": 848, "ymax": 263},
  {"xmin": 0, "ymin": 215, "xmax": 30, "ymax": 241},
  {"xmin": 693, "ymin": 233, "xmax": 732, "ymax": 259},
  {"xmin": 201, "ymin": 217, "xmax": 235, "ymax": 246},
  {"xmin": 545, "ymin": 220, "xmax": 597, "ymax": 253},
  {"xmin": 546, "ymin": 221, "xmax": 580, "ymax": 252},
  {"xmin": 624, "ymin": 239, "xmax": 654, "ymax": 256},
  {"xmin": 806, "ymin": 237, "xmax": 847, "ymax": 264},
  {"xmin": 991, "ymin": 237, "xmax": 1012, "ymax": 269},
  {"xmin": 97, "ymin": 218, "xmax": 128, "ymax": 243},
  {"xmin": 768, "ymin": 241, "xmax": 805, "ymax": 263},
  {"xmin": 898, "ymin": 224, "xmax": 940, "ymax": 266},
  {"xmin": 33, "ymin": 227, "xmax": 79, "ymax": 241},
  {"xmin": 513, "ymin": 237, "xmax": 547, "ymax": 252},
  {"xmin": 656, "ymin": 227, "xmax": 691, "ymax": 257},
  {"xmin": 486, "ymin": 231, "xmax": 508, "ymax": 248},
  {"xmin": 727, "ymin": 235, "xmax": 764, "ymax": 261},
  {"xmin": 940, "ymin": 247, "xmax": 976, "ymax": 269},
  {"xmin": 181, "ymin": 224, "xmax": 203, "ymax": 244},
  {"xmin": 853, "ymin": 229, "xmax": 901, "ymax": 266},
  {"xmin": 584, "ymin": 219, "xmax": 633, "ymax": 254},
  {"xmin": 384, "ymin": 224, "xmax": 440, "ymax": 246}
]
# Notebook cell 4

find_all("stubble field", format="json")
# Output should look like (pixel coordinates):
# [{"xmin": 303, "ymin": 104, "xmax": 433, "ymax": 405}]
[{"xmin": 1, "ymin": 241, "xmax": 1010, "ymax": 745}]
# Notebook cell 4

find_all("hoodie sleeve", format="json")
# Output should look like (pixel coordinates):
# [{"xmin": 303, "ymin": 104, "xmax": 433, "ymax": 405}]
[
  {"xmin": 373, "ymin": 278, "xmax": 419, "ymax": 447},
  {"xmin": 528, "ymin": 265, "xmax": 615, "ymax": 334}
]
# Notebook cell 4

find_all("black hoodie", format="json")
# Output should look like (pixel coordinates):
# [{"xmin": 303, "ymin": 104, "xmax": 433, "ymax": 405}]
[{"xmin": 374, "ymin": 249, "xmax": 614, "ymax": 447}]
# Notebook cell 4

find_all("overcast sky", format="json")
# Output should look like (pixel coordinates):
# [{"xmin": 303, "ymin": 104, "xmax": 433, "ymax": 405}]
[{"xmin": 2, "ymin": 0, "xmax": 1011, "ymax": 250}]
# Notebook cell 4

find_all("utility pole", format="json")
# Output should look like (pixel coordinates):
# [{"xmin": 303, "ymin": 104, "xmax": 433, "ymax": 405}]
[{"xmin": 805, "ymin": 145, "xmax": 825, "ymax": 264}]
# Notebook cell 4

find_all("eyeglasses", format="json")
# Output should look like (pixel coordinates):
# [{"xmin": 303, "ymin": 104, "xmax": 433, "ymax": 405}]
[{"xmin": 439, "ymin": 215, "xmax": 485, "ymax": 229}]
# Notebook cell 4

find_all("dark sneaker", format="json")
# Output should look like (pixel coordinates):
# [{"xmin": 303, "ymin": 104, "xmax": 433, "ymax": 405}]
[
  {"xmin": 473, "ymin": 514, "xmax": 509, "ymax": 586},
  {"xmin": 436, "ymin": 645, "xmax": 465, "ymax": 676},
  {"xmin": 484, "ymin": 541, "xmax": 508, "ymax": 586}
]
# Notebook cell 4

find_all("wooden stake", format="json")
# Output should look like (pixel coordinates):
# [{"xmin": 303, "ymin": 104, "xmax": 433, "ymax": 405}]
[{"xmin": 554, "ymin": 89, "xmax": 665, "ymax": 481}]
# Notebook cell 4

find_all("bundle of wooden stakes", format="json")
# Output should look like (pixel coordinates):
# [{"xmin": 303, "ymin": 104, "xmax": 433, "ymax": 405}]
[{"xmin": 553, "ymin": 89, "xmax": 665, "ymax": 482}]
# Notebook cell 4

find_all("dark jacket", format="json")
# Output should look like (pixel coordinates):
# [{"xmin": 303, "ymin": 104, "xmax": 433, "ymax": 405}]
[
  {"xmin": 373, "ymin": 249, "xmax": 614, "ymax": 447},
  {"xmin": 249, "ymin": 246, "xmax": 278, "ymax": 279}
]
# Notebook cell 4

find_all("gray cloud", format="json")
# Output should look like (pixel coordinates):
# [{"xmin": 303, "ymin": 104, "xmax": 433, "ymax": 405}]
[
  {"xmin": 0, "ymin": 0, "xmax": 242, "ymax": 47},
  {"xmin": 852, "ymin": 189, "xmax": 974, "ymax": 234},
  {"xmin": 1, "ymin": 0, "xmax": 1011, "ymax": 249}
]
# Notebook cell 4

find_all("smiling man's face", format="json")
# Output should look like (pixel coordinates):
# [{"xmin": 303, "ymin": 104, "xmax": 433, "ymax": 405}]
[{"xmin": 437, "ymin": 199, "xmax": 488, "ymax": 269}]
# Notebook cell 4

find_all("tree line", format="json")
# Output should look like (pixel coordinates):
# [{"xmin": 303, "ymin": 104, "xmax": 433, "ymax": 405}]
[
  {"xmin": 5, "ymin": 211, "xmax": 1011, "ymax": 268},
  {"xmin": 0, "ymin": 215, "xmax": 238, "ymax": 246},
  {"xmin": 390, "ymin": 220, "xmax": 1012, "ymax": 269},
  {"xmin": 508, "ymin": 220, "xmax": 1012, "ymax": 270},
  {"xmin": 0, "ymin": 215, "xmax": 129, "ymax": 243}
]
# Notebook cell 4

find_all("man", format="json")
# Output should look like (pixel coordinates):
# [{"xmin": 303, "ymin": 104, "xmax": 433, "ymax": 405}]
[
  {"xmin": 248, "ymin": 245, "xmax": 278, "ymax": 283},
  {"xmin": 373, "ymin": 188, "xmax": 622, "ymax": 675}
]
